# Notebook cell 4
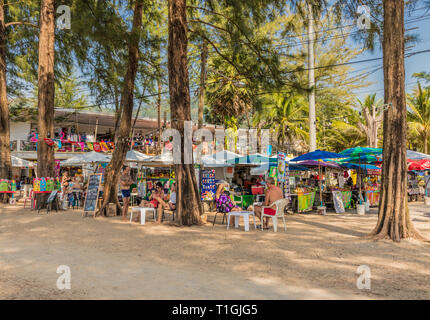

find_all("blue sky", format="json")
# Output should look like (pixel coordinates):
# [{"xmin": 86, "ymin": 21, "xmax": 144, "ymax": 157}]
[{"xmin": 352, "ymin": 8, "xmax": 430, "ymax": 101}]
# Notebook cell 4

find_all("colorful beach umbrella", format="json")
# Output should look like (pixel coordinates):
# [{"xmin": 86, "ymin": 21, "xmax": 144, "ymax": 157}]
[
  {"xmin": 407, "ymin": 150, "xmax": 430, "ymax": 160},
  {"xmin": 339, "ymin": 147, "xmax": 382, "ymax": 157},
  {"xmin": 408, "ymin": 159, "xmax": 430, "ymax": 171},
  {"xmin": 290, "ymin": 150, "xmax": 343, "ymax": 162},
  {"xmin": 339, "ymin": 154, "xmax": 381, "ymax": 164},
  {"xmin": 298, "ymin": 160, "xmax": 343, "ymax": 169}
]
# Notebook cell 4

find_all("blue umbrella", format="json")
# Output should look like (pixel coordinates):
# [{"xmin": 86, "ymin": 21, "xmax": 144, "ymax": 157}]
[{"xmin": 290, "ymin": 150, "xmax": 343, "ymax": 162}]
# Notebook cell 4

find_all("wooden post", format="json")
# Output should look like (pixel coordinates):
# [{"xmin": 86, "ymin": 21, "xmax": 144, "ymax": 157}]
[{"xmin": 94, "ymin": 117, "xmax": 99, "ymax": 141}]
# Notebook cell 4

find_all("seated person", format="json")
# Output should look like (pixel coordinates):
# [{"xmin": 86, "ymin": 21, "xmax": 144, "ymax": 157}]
[
  {"xmin": 167, "ymin": 182, "xmax": 176, "ymax": 211},
  {"xmin": 155, "ymin": 182, "xmax": 177, "ymax": 223},
  {"xmin": 253, "ymin": 177, "xmax": 284, "ymax": 229},
  {"xmin": 137, "ymin": 182, "xmax": 165, "ymax": 223},
  {"xmin": 215, "ymin": 181, "xmax": 242, "ymax": 225}
]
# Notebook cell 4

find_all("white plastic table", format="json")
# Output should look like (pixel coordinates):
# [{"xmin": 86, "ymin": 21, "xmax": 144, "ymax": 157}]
[
  {"xmin": 226, "ymin": 211, "xmax": 257, "ymax": 232},
  {"xmin": 130, "ymin": 207, "xmax": 156, "ymax": 225}
]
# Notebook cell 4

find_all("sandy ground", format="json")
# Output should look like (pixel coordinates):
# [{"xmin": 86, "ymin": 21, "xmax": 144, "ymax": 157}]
[{"xmin": 0, "ymin": 202, "xmax": 429, "ymax": 300}]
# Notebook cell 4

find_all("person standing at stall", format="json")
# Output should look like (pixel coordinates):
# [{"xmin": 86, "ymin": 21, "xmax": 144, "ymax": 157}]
[
  {"xmin": 120, "ymin": 166, "xmax": 134, "ymax": 221},
  {"xmin": 61, "ymin": 171, "xmax": 71, "ymax": 199}
]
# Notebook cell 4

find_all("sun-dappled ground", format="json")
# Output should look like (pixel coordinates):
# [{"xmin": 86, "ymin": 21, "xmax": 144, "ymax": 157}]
[{"xmin": 0, "ymin": 202, "xmax": 429, "ymax": 299}]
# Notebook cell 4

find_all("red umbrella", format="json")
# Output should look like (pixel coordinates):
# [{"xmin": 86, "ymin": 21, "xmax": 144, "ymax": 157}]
[{"xmin": 408, "ymin": 159, "xmax": 430, "ymax": 171}]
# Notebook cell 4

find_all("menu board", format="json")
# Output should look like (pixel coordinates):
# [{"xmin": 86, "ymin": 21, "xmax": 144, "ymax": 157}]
[
  {"xmin": 84, "ymin": 174, "xmax": 102, "ymax": 213},
  {"xmin": 200, "ymin": 169, "xmax": 216, "ymax": 201}
]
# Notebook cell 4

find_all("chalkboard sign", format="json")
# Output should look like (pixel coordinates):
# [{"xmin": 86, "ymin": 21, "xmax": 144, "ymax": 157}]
[{"xmin": 84, "ymin": 173, "xmax": 102, "ymax": 214}]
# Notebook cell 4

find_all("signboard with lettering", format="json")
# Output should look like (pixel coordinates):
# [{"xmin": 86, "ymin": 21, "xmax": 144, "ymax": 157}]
[
  {"xmin": 83, "ymin": 173, "xmax": 102, "ymax": 215},
  {"xmin": 200, "ymin": 169, "xmax": 216, "ymax": 201}
]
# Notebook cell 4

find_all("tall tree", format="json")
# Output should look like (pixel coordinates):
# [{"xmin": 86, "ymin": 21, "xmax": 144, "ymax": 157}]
[
  {"xmin": 98, "ymin": 0, "xmax": 144, "ymax": 215},
  {"xmin": 198, "ymin": 39, "xmax": 207, "ymax": 128},
  {"xmin": 357, "ymin": 94, "xmax": 383, "ymax": 148},
  {"xmin": 334, "ymin": 0, "xmax": 425, "ymax": 241},
  {"xmin": 168, "ymin": 0, "xmax": 203, "ymax": 225},
  {"xmin": 36, "ymin": 0, "xmax": 56, "ymax": 178},
  {"xmin": 369, "ymin": 0, "xmax": 423, "ymax": 241},
  {"xmin": 0, "ymin": 1, "xmax": 10, "ymax": 179},
  {"xmin": 0, "ymin": 0, "xmax": 39, "ymax": 179}
]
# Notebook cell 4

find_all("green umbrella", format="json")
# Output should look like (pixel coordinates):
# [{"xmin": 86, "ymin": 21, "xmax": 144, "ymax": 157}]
[
  {"xmin": 339, "ymin": 147, "xmax": 382, "ymax": 157},
  {"xmin": 339, "ymin": 155, "xmax": 380, "ymax": 164},
  {"xmin": 339, "ymin": 147, "xmax": 382, "ymax": 205}
]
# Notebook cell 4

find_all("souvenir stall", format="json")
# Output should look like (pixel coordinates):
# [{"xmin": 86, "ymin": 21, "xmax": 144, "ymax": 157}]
[
  {"xmin": 11, "ymin": 155, "xmax": 35, "ymax": 197},
  {"xmin": 232, "ymin": 162, "xmax": 266, "ymax": 209},
  {"xmin": 289, "ymin": 171, "xmax": 316, "ymax": 213},
  {"xmin": 408, "ymin": 159, "xmax": 430, "ymax": 202},
  {"xmin": 248, "ymin": 154, "xmax": 311, "ymax": 212},
  {"xmin": 136, "ymin": 153, "xmax": 175, "ymax": 205},
  {"xmin": 290, "ymin": 150, "xmax": 345, "ymax": 214},
  {"xmin": 326, "ymin": 169, "xmax": 354, "ymax": 210},
  {"xmin": 0, "ymin": 179, "xmax": 17, "ymax": 203},
  {"xmin": 339, "ymin": 163, "xmax": 382, "ymax": 209},
  {"xmin": 293, "ymin": 160, "xmax": 344, "ymax": 212},
  {"xmin": 364, "ymin": 171, "xmax": 381, "ymax": 207}
]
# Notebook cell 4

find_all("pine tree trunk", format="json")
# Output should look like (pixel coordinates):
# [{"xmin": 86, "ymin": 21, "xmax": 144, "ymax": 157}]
[
  {"xmin": 168, "ymin": 0, "xmax": 202, "ymax": 226},
  {"xmin": 369, "ymin": 0, "xmax": 425, "ymax": 242},
  {"xmin": 98, "ymin": 0, "xmax": 144, "ymax": 216},
  {"xmin": 113, "ymin": 87, "xmax": 122, "ymax": 144},
  {"xmin": 424, "ymin": 131, "xmax": 428, "ymax": 154},
  {"xmin": 198, "ymin": 39, "xmax": 207, "ymax": 129},
  {"xmin": 37, "ymin": 0, "xmax": 55, "ymax": 178},
  {"xmin": 0, "ymin": 3, "xmax": 11, "ymax": 179},
  {"xmin": 157, "ymin": 75, "xmax": 162, "ymax": 154}
]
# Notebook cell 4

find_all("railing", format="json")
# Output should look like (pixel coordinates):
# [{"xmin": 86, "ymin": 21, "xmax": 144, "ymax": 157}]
[{"xmin": 10, "ymin": 140, "xmax": 159, "ymax": 155}]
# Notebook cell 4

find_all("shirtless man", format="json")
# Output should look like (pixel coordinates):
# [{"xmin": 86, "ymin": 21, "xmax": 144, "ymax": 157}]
[
  {"xmin": 253, "ymin": 177, "xmax": 284, "ymax": 229},
  {"xmin": 120, "ymin": 166, "xmax": 133, "ymax": 221}
]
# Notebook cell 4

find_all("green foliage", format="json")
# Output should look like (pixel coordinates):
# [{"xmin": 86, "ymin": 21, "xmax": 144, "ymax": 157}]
[{"xmin": 407, "ymin": 82, "xmax": 430, "ymax": 152}]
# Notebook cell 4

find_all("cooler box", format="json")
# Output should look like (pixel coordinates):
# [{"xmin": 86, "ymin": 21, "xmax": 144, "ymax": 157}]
[{"xmin": 251, "ymin": 186, "xmax": 264, "ymax": 195}]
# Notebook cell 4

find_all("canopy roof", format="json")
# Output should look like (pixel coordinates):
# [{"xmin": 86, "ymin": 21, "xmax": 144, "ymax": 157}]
[
  {"xmin": 11, "ymin": 155, "xmax": 34, "ymax": 168},
  {"xmin": 208, "ymin": 150, "xmax": 241, "ymax": 162},
  {"xmin": 407, "ymin": 150, "xmax": 430, "ymax": 160},
  {"xmin": 298, "ymin": 160, "xmax": 343, "ymax": 169},
  {"xmin": 291, "ymin": 150, "xmax": 343, "ymax": 162},
  {"xmin": 227, "ymin": 153, "xmax": 271, "ymax": 165},
  {"xmin": 61, "ymin": 151, "xmax": 111, "ymax": 166},
  {"xmin": 125, "ymin": 150, "xmax": 151, "ymax": 162}
]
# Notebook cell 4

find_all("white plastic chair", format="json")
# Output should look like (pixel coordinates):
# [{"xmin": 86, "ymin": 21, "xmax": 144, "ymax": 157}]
[
  {"xmin": 260, "ymin": 198, "xmax": 289, "ymax": 232},
  {"xmin": 130, "ymin": 207, "xmax": 156, "ymax": 225}
]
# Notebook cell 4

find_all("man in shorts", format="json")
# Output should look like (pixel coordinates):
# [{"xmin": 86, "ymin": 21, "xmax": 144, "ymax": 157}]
[
  {"xmin": 120, "ymin": 166, "xmax": 133, "ymax": 221},
  {"xmin": 253, "ymin": 177, "xmax": 283, "ymax": 229}
]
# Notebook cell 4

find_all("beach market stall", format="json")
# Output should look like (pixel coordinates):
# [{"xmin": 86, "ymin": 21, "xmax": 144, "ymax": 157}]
[{"xmin": 290, "ymin": 150, "xmax": 344, "ymax": 214}]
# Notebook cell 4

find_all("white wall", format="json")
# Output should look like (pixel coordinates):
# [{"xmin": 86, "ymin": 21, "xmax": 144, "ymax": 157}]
[{"xmin": 10, "ymin": 122, "xmax": 31, "ymax": 141}]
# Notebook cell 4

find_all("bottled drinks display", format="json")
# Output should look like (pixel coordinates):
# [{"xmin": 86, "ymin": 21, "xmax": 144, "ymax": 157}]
[
  {"xmin": 200, "ymin": 169, "xmax": 216, "ymax": 201},
  {"xmin": 33, "ymin": 177, "xmax": 61, "ymax": 192}
]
